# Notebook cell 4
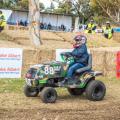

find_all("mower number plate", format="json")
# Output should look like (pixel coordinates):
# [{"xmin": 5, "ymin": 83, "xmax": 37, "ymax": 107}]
[{"xmin": 44, "ymin": 66, "xmax": 54, "ymax": 75}]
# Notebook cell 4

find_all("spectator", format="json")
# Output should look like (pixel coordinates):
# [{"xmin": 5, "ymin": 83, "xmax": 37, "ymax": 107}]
[
  {"xmin": 102, "ymin": 21, "xmax": 114, "ymax": 39},
  {"xmin": 48, "ymin": 23, "xmax": 52, "ymax": 30},
  {"xmin": 40, "ymin": 22, "xmax": 44, "ymax": 29},
  {"xmin": 20, "ymin": 20, "xmax": 24, "ymax": 26},
  {"xmin": 85, "ymin": 19, "xmax": 96, "ymax": 34},
  {"xmin": 24, "ymin": 20, "xmax": 28, "ymax": 26},
  {"xmin": 61, "ymin": 24, "xmax": 66, "ymax": 31},
  {"xmin": 0, "ymin": 10, "xmax": 6, "ymax": 32},
  {"xmin": 44, "ymin": 22, "xmax": 47, "ymax": 29}
]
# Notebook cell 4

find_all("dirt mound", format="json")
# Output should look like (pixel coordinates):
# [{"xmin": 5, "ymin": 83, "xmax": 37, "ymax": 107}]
[{"xmin": 3, "ymin": 29, "xmax": 120, "ymax": 48}]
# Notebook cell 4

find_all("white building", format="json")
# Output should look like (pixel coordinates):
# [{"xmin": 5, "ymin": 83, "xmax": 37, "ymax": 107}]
[{"xmin": 7, "ymin": 10, "xmax": 74, "ymax": 31}]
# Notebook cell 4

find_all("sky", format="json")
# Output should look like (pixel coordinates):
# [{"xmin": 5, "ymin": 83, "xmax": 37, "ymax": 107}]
[{"xmin": 40, "ymin": 0, "xmax": 59, "ymax": 8}]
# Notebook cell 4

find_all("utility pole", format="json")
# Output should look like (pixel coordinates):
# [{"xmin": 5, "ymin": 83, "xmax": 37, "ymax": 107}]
[{"xmin": 29, "ymin": 0, "xmax": 42, "ymax": 48}]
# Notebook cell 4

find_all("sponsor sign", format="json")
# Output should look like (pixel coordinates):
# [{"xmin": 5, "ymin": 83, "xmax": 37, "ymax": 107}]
[{"xmin": 0, "ymin": 48, "xmax": 23, "ymax": 78}]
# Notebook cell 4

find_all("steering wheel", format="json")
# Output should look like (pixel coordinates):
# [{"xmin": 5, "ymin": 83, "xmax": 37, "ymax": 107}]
[{"xmin": 61, "ymin": 52, "xmax": 74, "ymax": 63}]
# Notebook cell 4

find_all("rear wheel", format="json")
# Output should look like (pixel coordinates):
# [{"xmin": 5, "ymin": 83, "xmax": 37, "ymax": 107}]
[
  {"xmin": 40, "ymin": 87, "xmax": 57, "ymax": 103},
  {"xmin": 24, "ymin": 85, "xmax": 39, "ymax": 97},
  {"xmin": 86, "ymin": 80, "xmax": 106, "ymax": 101},
  {"xmin": 68, "ymin": 88, "xmax": 84, "ymax": 96}
]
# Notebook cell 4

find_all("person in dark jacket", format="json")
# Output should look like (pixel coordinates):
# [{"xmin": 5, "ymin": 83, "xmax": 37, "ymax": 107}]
[{"xmin": 61, "ymin": 35, "xmax": 89, "ymax": 85}]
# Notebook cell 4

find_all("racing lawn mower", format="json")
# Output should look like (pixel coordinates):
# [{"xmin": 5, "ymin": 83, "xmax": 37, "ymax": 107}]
[{"xmin": 24, "ymin": 53, "xmax": 106, "ymax": 103}]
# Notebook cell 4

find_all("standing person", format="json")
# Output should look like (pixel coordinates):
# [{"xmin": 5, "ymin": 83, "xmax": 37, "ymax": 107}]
[
  {"xmin": 103, "ymin": 21, "xmax": 114, "ymax": 39},
  {"xmin": 48, "ymin": 23, "xmax": 52, "ymax": 30},
  {"xmin": 85, "ymin": 19, "xmax": 96, "ymax": 34},
  {"xmin": 0, "ymin": 10, "xmax": 6, "ymax": 32}
]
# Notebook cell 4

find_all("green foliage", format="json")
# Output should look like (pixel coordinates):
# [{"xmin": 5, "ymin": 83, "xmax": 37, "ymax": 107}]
[
  {"xmin": 90, "ymin": 0, "xmax": 120, "ymax": 24},
  {"xmin": 16, "ymin": 0, "xmax": 28, "ymax": 10},
  {"xmin": 0, "ymin": 0, "xmax": 28, "ymax": 10},
  {"xmin": 54, "ymin": 0, "xmax": 73, "ymax": 14},
  {"xmin": 39, "ymin": 2, "xmax": 45, "ymax": 11}
]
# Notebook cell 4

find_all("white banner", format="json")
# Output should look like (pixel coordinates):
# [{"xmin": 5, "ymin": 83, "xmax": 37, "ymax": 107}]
[
  {"xmin": 0, "ymin": 48, "xmax": 23, "ymax": 78},
  {"xmin": 0, "ymin": 9, "xmax": 12, "ymax": 21},
  {"xmin": 56, "ymin": 49, "xmax": 73, "ymax": 62}
]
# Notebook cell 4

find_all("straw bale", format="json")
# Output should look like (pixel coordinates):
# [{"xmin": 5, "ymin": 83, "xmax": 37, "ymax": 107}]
[
  {"xmin": 23, "ymin": 49, "xmax": 37, "ymax": 65},
  {"xmin": 37, "ymin": 50, "xmax": 54, "ymax": 63},
  {"xmin": 15, "ymin": 39, "xmax": 31, "ymax": 46},
  {"xmin": 90, "ymin": 49, "xmax": 106, "ymax": 72},
  {"xmin": 105, "ymin": 51, "xmax": 117, "ymax": 71},
  {"xmin": 113, "ymin": 33, "xmax": 120, "ymax": 43},
  {"xmin": 104, "ymin": 70, "xmax": 116, "ymax": 77},
  {"xmin": 40, "ymin": 31, "xmax": 63, "ymax": 41}
]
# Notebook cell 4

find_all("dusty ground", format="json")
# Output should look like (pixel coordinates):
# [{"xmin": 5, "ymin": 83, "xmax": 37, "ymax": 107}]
[{"xmin": 0, "ymin": 79, "xmax": 120, "ymax": 120}]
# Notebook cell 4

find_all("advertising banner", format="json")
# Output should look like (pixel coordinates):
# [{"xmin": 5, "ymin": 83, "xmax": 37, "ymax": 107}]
[{"xmin": 0, "ymin": 48, "xmax": 23, "ymax": 78}]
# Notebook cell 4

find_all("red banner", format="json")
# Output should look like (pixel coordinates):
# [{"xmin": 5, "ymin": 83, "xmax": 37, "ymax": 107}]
[{"xmin": 117, "ymin": 51, "xmax": 120, "ymax": 78}]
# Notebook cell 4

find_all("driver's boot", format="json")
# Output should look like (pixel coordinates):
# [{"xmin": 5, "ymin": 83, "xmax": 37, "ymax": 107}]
[{"xmin": 59, "ymin": 77, "xmax": 74, "ymax": 87}]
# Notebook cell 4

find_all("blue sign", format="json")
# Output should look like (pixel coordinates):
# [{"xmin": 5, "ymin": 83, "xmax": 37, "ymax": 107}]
[{"xmin": 113, "ymin": 28, "xmax": 120, "ymax": 33}]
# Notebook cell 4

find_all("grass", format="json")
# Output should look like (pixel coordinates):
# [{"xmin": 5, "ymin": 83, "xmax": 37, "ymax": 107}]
[
  {"xmin": 0, "ymin": 78, "xmax": 24, "ymax": 93},
  {"xmin": 0, "ymin": 77, "xmax": 119, "ymax": 94}
]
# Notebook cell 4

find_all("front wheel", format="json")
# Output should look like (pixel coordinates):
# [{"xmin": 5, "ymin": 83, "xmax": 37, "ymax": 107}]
[
  {"xmin": 40, "ymin": 87, "xmax": 57, "ymax": 103},
  {"xmin": 24, "ymin": 85, "xmax": 39, "ymax": 97},
  {"xmin": 85, "ymin": 80, "xmax": 106, "ymax": 101},
  {"xmin": 68, "ymin": 88, "xmax": 84, "ymax": 96}
]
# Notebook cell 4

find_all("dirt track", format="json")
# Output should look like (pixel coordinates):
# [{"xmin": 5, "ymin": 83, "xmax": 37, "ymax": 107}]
[{"xmin": 0, "ymin": 80, "xmax": 120, "ymax": 120}]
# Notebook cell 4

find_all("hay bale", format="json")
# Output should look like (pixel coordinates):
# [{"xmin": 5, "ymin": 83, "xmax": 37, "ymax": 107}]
[
  {"xmin": 40, "ymin": 31, "xmax": 63, "ymax": 41},
  {"xmin": 104, "ymin": 70, "xmax": 116, "ymax": 77},
  {"xmin": 104, "ymin": 49, "xmax": 119, "ymax": 77},
  {"xmin": 105, "ymin": 51, "xmax": 117, "ymax": 71},
  {"xmin": 113, "ymin": 33, "xmax": 120, "ymax": 43},
  {"xmin": 15, "ymin": 39, "xmax": 31, "ymax": 46},
  {"xmin": 91, "ymin": 47, "xmax": 120, "ymax": 77},
  {"xmin": 23, "ymin": 49, "xmax": 37, "ymax": 65},
  {"xmin": 37, "ymin": 50, "xmax": 54, "ymax": 63},
  {"xmin": 90, "ymin": 49, "xmax": 106, "ymax": 72}
]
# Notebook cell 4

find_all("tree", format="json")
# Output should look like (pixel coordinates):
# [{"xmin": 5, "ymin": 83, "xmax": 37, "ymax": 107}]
[
  {"xmin": 0, "ymin": 0, "xmax": 29, "ymax": 10},
  {"xmin": 90, "ymin": 0, "xmax": 120, "ymax": 25},
  {"xmin": 39, "ymin": 2, "xmax": 45, "ymax": 11},
  {"xmin": 72, "ymin": 0, "xmax": 93, "ymax": 23},
  {"xmin": 0, "ymin": 0, "xmax": 17, "ymax": 9},
  {"xmin": 54, "ymin": 0, "xmax": 72, "ymax": 14},
  {"xmin": 29, "ymin": 0, "xmax": 42, "ymax": 48},
  {"xmin": 17, "ymin": 0, "xmax": 28, "ymax": 10}
]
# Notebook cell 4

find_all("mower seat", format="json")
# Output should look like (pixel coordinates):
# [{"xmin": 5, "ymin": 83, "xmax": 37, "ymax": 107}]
[{"xmin": 76, "ymin": 54, "xmax": 92, "ymax": 74}]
